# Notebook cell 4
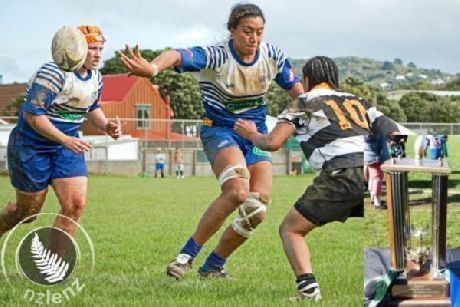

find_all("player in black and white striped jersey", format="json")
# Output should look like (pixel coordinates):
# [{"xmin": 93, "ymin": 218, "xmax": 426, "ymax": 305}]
[{"xmin": 235, "ymin": 56, "xmax": 400, "ymax": 301}]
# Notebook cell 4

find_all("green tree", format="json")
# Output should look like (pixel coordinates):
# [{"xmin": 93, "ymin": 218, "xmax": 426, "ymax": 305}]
[
  {"xmin": 393, "ymin": 58, "xmax": 403, "ymax": 65},
  {"xmin": 3, "ymin": 93, "xmax": 25, "ymax": 116},
  {"xmin": 340, "ymin": 77, "xmax": 406, "ymax": 121},
  {"xmin": 376, "ymin": 94, "xmax": 407, "ymax": 122},
  {"xmin": 447, "ymin": 97, "xmax": 460, "ymax": 123},
  {"xmin": 381, "ymin": 61, "xmax": 394, "ymax": 70},
  {"xmin": 398, "ymin": 92, "xmax": 460, "ymax": 122},
  {"xmin": 397, "ymin": 80, "xmax": 434, "ymax": 90},
  {"xmin": 265, "ymin": 83, "xmax": 291, "ymax": 116},
  {"xmin": 442, "ymin": 77, "xmax": 460, "ymax": 90}
]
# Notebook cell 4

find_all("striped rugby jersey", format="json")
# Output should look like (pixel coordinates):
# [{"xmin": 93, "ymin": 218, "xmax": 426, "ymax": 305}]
[
  {"xmin": 16, "ymin": 62, "xmax": 102, "ymax": 146},
  {"xmin": 176, "ymin": 39, "xmax": 299, "ymax": 131},
  {"xmin": 278, "ymin": 88, "xmax": 399, "ymax": 173}
]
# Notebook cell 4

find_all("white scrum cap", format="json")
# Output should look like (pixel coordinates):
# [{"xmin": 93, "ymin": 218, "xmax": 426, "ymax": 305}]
[{"xmin": 51, "ymin": 26, "xmax": 88, "ymax": 71}]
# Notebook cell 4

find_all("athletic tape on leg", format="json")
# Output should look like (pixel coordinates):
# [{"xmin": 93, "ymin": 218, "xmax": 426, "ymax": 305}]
[
  {"xmin": 231, "ymin": 192, "xmax": 267, "ymax": 238},
  {"xmin": 218, "ymin": 165, "xmax": 250, "ymax": 186}
]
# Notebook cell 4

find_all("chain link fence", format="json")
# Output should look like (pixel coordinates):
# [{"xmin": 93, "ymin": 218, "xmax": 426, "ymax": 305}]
[
  {"xmin": 0, "ymin": 117, "xmax": 300, "ymax": 176},
  {"xmin": 402, "ymin": 123, "xmax": 460, "ymax": 135},
  {"xmin": 1, "ymin": 116, "xmax": 458, "ymax": 176}
]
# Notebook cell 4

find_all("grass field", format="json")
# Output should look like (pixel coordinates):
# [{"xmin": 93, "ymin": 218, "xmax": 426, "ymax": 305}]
[
  {"xmin": 0, "ymin": 175, "xmax": 363, "ymax": 306},
  {"xmin": 365, "ymin": 135, "xmax": 460, "ymax": 248}
]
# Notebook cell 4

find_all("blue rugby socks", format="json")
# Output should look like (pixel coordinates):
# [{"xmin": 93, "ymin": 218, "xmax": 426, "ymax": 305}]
[
  {"xmin": 178, "ymin": 238, "xmax": 228, "ymax": 273},
  {"xmin": 179, "ymin": 237, "xmax": 202, "ymax": 258},
  {"xmin": 200, "ymin": 251, "xmax": 226, "ymax": 272}
]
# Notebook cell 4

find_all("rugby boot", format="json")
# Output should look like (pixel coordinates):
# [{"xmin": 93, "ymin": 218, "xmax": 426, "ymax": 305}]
[
  {"xmin": 198, "ymin": 266, "xmax": 230, "ymax": 279},
  {"xmin": 289, "ymin": 282, "xmax": 322, "ymax": 302},
  {"xmin": 166, "ymin": 254, "xmax": 193, "ymax": 280}
]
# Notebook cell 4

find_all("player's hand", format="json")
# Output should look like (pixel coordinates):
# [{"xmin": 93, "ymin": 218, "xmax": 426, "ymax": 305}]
[
  {"xmin": 234, "ymin": 119, "xmax": 258, "ymax": 140},
  {"xmin": 62, "ymin": 136, "xmax": 91, "ymax": 154},
  {"xmin": 105, "ymin": 119, "xmax": 122, "ymax": 140},
  {"xmin": 117, "ymin": 44, "xmax": 155, "ymax": 78}
]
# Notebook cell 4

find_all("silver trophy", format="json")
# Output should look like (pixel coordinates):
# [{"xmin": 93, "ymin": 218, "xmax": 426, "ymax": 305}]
[{"xmin": 381, "ymin": 157, "xmax": 451, "ymax": 305}]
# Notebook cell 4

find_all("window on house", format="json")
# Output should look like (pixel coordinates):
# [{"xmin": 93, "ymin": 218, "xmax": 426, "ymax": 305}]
[{"xmin": 136, "ymin": 105, "xmax": 151, "ymax": 129}]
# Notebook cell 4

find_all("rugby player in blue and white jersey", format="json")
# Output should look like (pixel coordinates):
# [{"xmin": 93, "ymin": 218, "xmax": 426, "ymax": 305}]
[
  {"xmin": 118, "ymin": 3, "xmax": 304, "ymax": 279},
  {"xmin": 0, "ymin": 26, "xmax": 121, "ymax": 254},
  {"xmin": 235, "ymin": 56, "xmax": 400, "ymax": 301}
]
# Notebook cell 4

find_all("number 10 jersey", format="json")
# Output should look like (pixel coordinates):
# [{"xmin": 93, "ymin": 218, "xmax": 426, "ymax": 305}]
[{"xmin": 277, "ymin": 87, "xmax": 399, "ymax": 173}]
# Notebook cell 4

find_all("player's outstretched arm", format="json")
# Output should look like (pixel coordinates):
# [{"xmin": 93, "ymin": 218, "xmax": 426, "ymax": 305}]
[
  {"xmin": 117, "ymin": 45, "xmax": 181, "ymax": 78},
  {"xmin": 234, "ymin": 119, "xmax": 294, "ymax": 151}
]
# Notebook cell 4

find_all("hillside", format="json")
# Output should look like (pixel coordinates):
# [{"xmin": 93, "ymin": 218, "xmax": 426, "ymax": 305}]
[{"xmin": 290, "ymin": 57, "xmax": 455, "ymax": 91}]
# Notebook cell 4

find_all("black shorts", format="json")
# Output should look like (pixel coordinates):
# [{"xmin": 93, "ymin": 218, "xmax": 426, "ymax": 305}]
[{"xmin": 294, "ymin": 167, "xmax": 364, "ymax": 226}]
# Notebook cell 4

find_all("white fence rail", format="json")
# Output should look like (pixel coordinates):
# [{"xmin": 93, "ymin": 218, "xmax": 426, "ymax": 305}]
[
  {"xmin": 2, "ymin": 117, "xmax": 458, "ymax": 176},
  {"xmin": 0, "ymin": 117, "xmax": 302, "ymax": 176},
  {"xmin": 401, "ymin": 123, "xmax": 460, "ymax": 135}
]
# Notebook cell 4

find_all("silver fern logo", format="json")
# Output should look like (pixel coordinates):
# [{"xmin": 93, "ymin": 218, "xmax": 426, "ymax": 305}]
[
  {"xmin": 30, "ymin": 233, "xmax": 70, "ymax": 284},
  {"xmin": 17, "ymin": 227, "xmax": 77, "ymax": 286},
  {"xmin": 1, "ymin": 213, "xmax": 95, "ymax": 304}
]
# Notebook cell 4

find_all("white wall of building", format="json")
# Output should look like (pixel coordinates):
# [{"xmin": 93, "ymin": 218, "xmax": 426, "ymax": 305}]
[
  {"xmin": 0, "ymin": 125, "xmax": 14, "ymax": 145},
  {"xmin": 107, "ymin": 141, "xmax": 139, "ymax": 161}
]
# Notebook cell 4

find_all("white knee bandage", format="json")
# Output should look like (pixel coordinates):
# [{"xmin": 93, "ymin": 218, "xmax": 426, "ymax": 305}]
[
  {"xmin": 231, "ymin": 192, "xmax": 267, "ymax": 238},
  {"xmin": 218, "ymin": 165, "xmax": 250, "ymax": 186}
]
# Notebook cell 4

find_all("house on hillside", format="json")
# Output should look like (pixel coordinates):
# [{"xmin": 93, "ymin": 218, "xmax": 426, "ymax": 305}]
[
  {"xmin": 388, "ymin": 89, "xmax": 460, "ymax": 100},
  {"xmin": 431, "ymin": 78, "xmax": 445, "ymax": 86},
  {"xmin": 82, "ymin": 74, "xmax": 194, "ymax": 141}
]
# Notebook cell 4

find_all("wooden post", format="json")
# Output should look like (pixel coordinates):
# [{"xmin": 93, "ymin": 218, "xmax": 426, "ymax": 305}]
[{"xmin": 192, "ymin": 150, "xmax": 197, "ymax": 176}]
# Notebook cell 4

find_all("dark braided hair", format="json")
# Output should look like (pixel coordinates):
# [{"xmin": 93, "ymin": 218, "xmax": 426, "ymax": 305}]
[
  {"xmin": 227, "ymin": 3, "xmax": 265, "ymax": 30},
  {"xmin": 302, "ymin": 56, "xmax": 339, "ymax": 90}
]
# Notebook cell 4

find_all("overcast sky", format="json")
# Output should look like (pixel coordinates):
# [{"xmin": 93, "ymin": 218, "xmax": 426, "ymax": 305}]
[{"xmin": 1, "ymin": 0, "xmax": 459, "ymax": 83}]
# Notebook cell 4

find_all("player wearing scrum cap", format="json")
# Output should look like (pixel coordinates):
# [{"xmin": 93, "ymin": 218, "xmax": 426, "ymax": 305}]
[{"xmin": 0, "ymin": 25, "xmax": 121, "ymax": 255}]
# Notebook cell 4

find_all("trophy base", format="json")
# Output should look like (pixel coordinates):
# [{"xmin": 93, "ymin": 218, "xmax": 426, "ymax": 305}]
[
  {"xmin": 383, "ymin": 297, "xmax": 451, "ymax": 306},
  {"xmin": 390, "ymin": 260, "xmax": 449, "ymax": 299},
  {"xmin": 390, "ymin": 275, "xmax": 449, "ymax": 299}
]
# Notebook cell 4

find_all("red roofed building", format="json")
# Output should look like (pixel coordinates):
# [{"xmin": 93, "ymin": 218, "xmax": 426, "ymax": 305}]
[
  {"xmin": 0, "ymin": 83, "xmax": 27, "ymax": 116},
  {"xmin": 82, "ymin": 74, "xmax": 179, "ymax": 140}
]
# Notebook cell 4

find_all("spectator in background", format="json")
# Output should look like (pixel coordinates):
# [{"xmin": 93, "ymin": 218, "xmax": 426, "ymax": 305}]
[
  {"xmin": 364, "ymin": 135, "xmax": 390, "ymax": 209},
  {"xmin": 427, "ymin": 135, "xmax": 443, "ymax": 160},
  {"xmin": 174, "ymin": 147, "xmax": 185, "ymax": 179},
  {"xmin": 441, "ymin": 135, "xmax": 448, "ymax": 159},
  {"xmin": 389, "ymin": 135, "xmax": 407, "ymax": 158},
  {"xmin": 414, "ymin": 135, "xmax": 429, "ymax": 160},
  {"xmin": 154, "ymin": 148, "xmax": 166, "ymax": 178}
]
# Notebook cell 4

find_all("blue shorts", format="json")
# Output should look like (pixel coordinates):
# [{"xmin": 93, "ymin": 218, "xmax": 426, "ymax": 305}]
[
  {"xmin": 155, "ymin": 163, "xmax": 165, "ymax": 171},
  {"xmin": 7, "ymin": 130, "xmax": 87, "ymax": 192},
  {"xmin": 200, "ymin": 126, "xmax": 271, "ymax": 166},
  {"xmin": 430, "ymin": 148, "xmax": 442, "ymax": 159}
]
